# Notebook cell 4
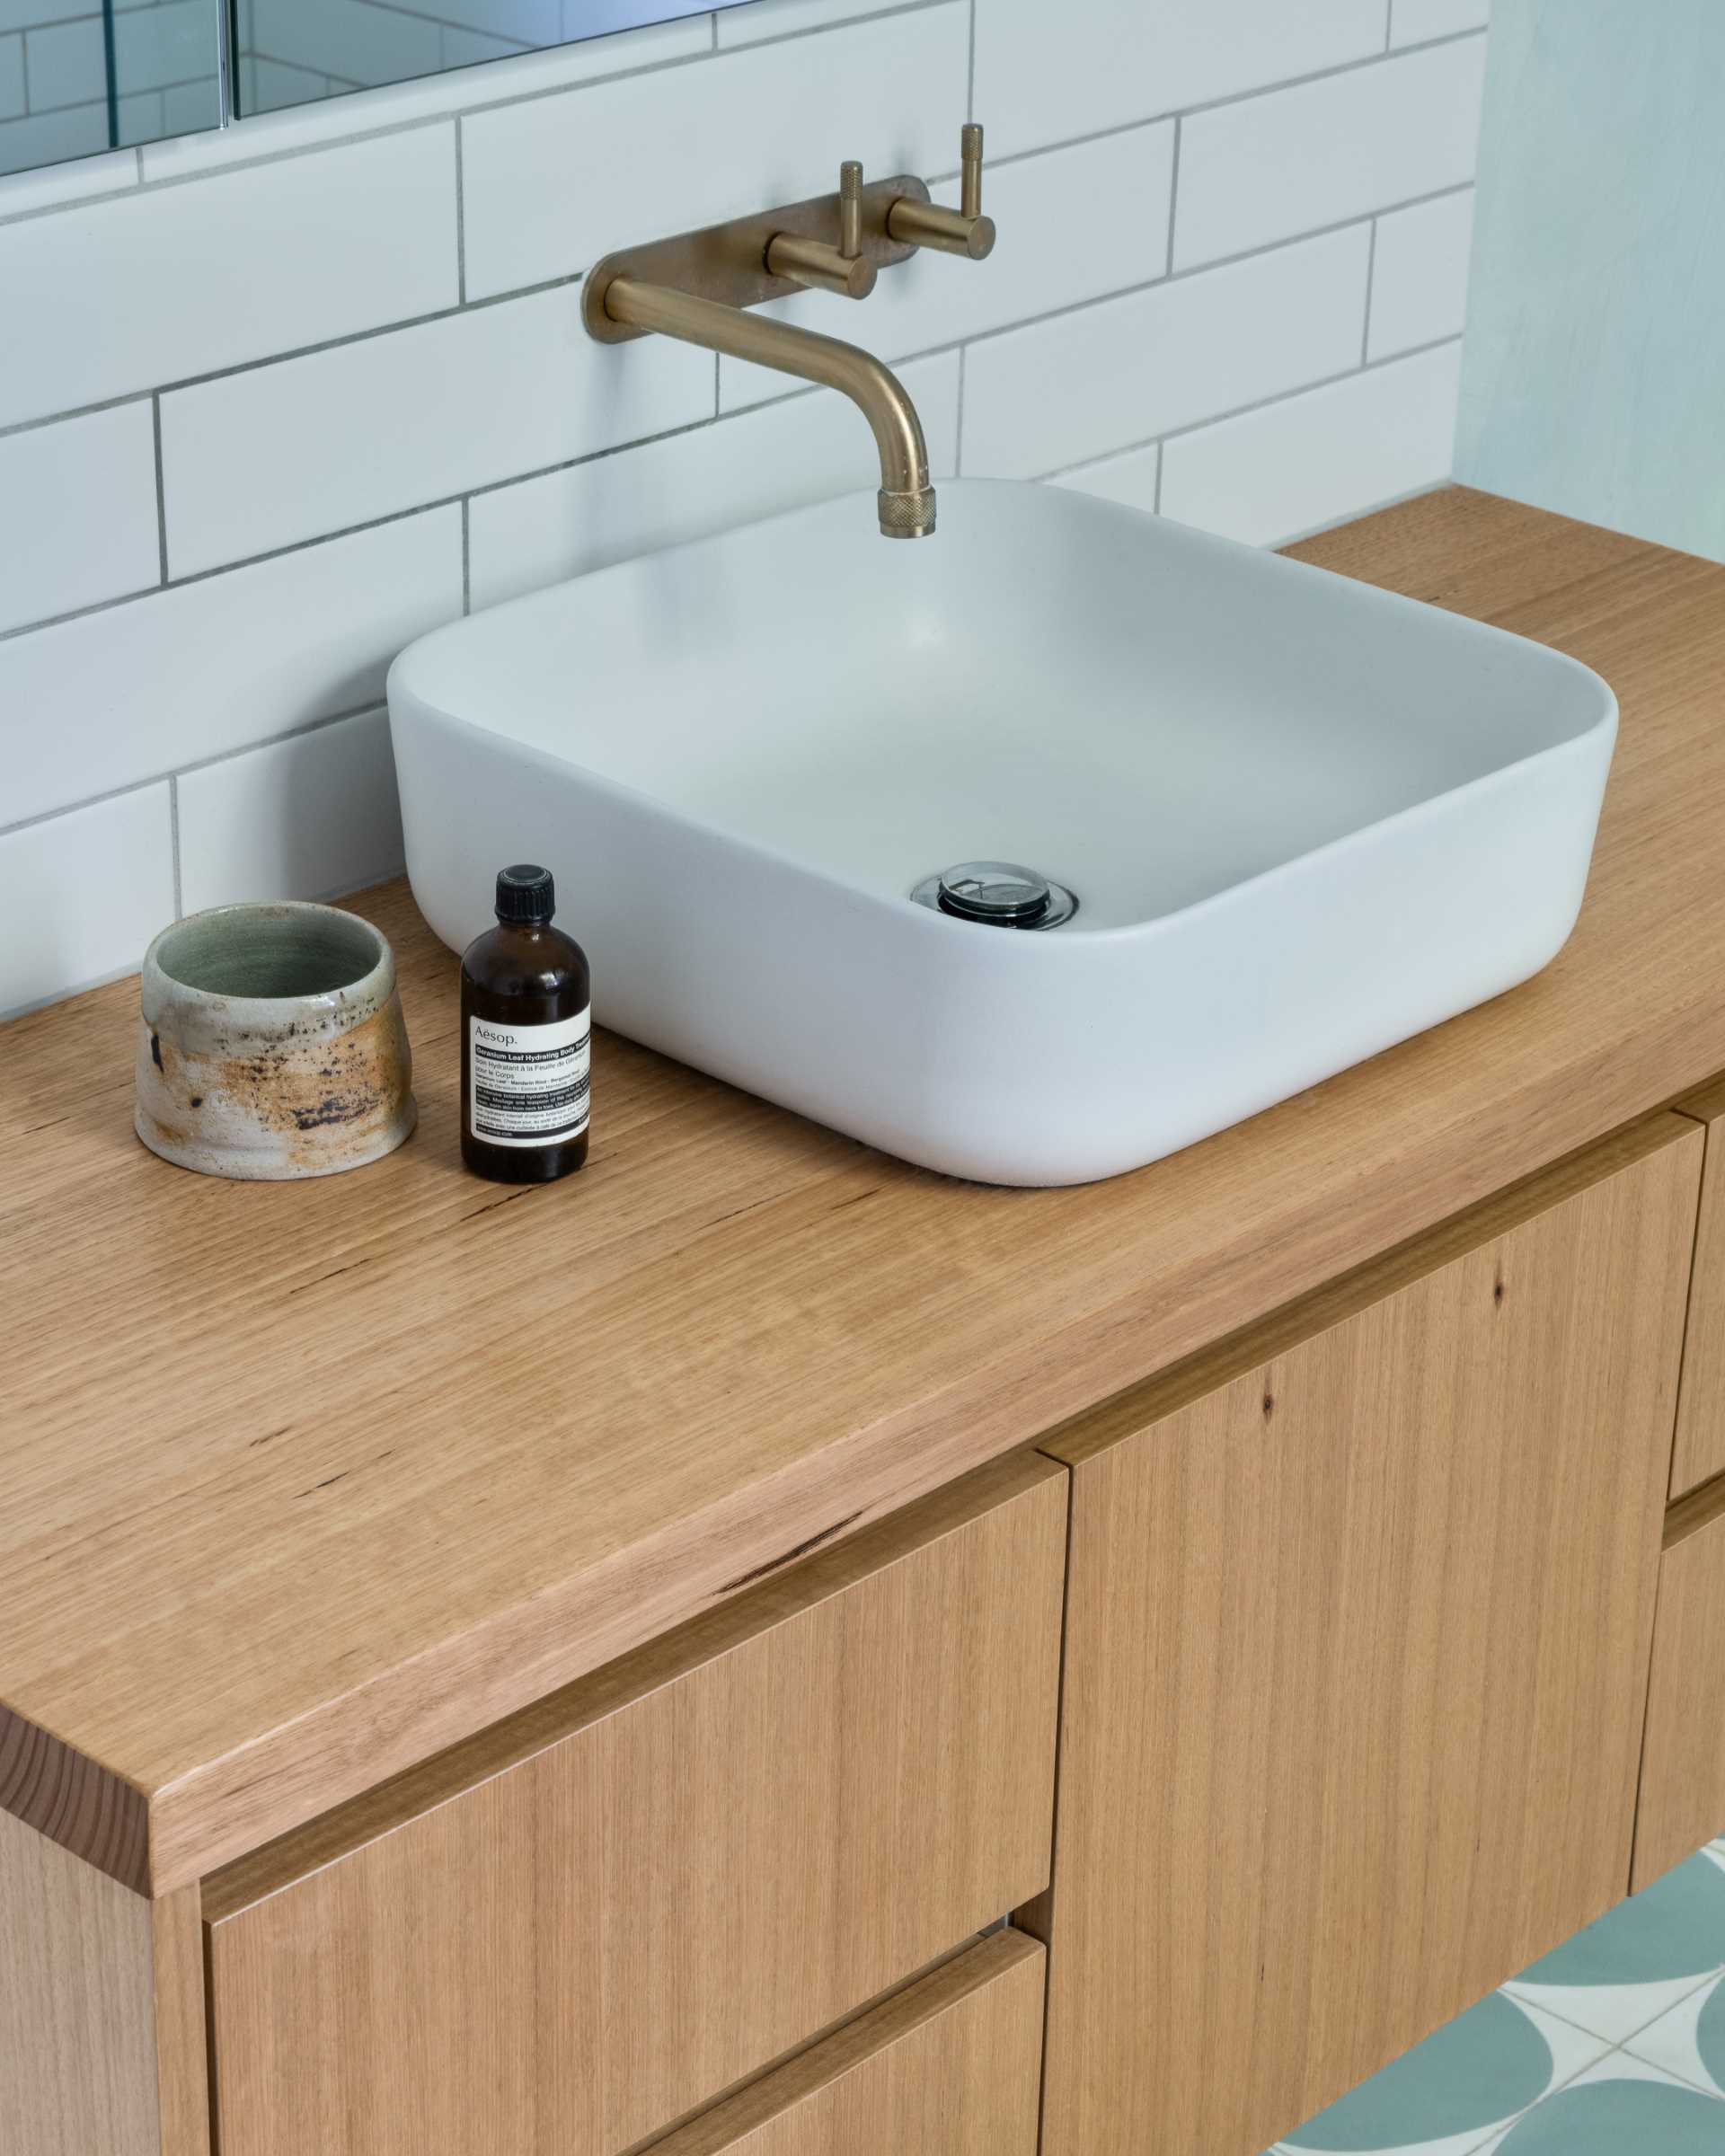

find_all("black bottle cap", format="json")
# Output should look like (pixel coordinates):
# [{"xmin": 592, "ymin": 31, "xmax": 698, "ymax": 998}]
[{"xmin": 495, "ymin": 862, "xmax": 555, "ymax": 923}]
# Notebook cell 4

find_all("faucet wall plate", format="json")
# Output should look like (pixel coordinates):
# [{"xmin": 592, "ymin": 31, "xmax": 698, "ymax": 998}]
[{"xmin": 583, "ymin": 175, "xmax": 933, "ymax": 344}]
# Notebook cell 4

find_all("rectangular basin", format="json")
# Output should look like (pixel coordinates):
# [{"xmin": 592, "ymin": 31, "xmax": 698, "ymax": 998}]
[{"xmin": 389, "ymin": 480, "xmax": 1615, "ymax": 1186}]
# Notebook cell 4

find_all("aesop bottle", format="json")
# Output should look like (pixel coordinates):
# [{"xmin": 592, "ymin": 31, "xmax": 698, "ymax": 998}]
[{"xmin": 460, "ymin": 864, "xmax": 590, "ymax": 1183}]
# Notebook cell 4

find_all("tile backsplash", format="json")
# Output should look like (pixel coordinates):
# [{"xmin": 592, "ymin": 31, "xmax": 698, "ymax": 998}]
[{"xmin": 0, "ymin": 0, "xmax": 1488, "ymax": 1016}]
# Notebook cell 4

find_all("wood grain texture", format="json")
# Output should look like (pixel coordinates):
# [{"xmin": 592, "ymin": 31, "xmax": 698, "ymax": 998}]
[
  {"xmin": 5, "ymin": 487, "xmax": 1725, "ymax": 1891},
  {"xmin": 150, "ymin": 1886, "xmax": 211, "ymax": 2156},
  {"xmin": 1633, "ymin": 1488, "xmax": 1725, "ymax": 1888},
  {"xmin": 0, "ymin": 1704, "xmax": 150, "ymax": 1893},
  {"xmin": 640, "ymin": 1931, "xmax": 1046, "ymax": 2156},
  {"xmin": 202, "ymin": 1454, "xmax": 1065, "ymax": 2156},
  {"xmin": 1671, "ymin": 1074, "xmax": 1725, "ymax": 1496},
  {"xmin": 1031, "ymin": 1114, "xmax": 1701, "ymax": 2156},
  {"xmin": 0, "ymin": 1804, "xmax": 162, "ymax": 2156}
]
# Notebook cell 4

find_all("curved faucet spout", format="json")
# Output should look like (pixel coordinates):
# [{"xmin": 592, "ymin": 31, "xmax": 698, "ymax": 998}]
[{"xmin": 600, "ymin": 277, "xmax": 936, "ymax": 539}]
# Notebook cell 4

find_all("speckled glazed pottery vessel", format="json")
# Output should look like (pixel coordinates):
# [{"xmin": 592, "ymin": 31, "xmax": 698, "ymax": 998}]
[{"xmin": 135, "ymin": 902, "xmax": 416, "ymax": 1179}]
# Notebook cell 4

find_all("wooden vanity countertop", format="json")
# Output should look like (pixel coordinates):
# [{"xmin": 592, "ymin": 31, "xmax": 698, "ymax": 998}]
[{"xmin": 4, "ymin": 484, "xmax": 1724, "ymax": 1897}]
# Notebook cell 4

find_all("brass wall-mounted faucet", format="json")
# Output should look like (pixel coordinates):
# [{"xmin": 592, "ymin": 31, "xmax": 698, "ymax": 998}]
[{"xmin": 581, "ymin": 125, "xmax": 996, "ymax": 540}]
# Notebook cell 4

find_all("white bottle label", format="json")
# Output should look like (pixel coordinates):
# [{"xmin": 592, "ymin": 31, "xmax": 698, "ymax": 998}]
[{"xmin": 469, "ymin": 1008, "xmax": 590, "ymax": 1147}]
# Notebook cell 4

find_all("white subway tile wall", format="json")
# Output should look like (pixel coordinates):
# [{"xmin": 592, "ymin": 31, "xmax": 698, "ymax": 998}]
[
  {"xmin": 1367, "ymin": 186, "xmax": 1475, "ymax": 358},
  {"xmin": 176, "ymin": 705, "xmax": 405, "ymax": 913},
  {"xmin": 0, "ymin": 0, "xmax": 1490, "ymax": 1014},
  {"xmin": 961, "ymin": 225, "xmax": 1373, "ymax": 478},
  {"xmin": 0, "ymin": 785, "xmax": 176, "ymax": 1013},
  {"xmin": 1172, "ymin": 39, "xmax": 1486, "ymax": 270},
  {"xmin": 1158, "ymin": 340, "xmax": 1464, "ymax": 545},
  {"xmin": 1390, "ymin": 0, "xmax": 1491, "ymax": 48},
  {"xmin": 0, "ymin": 403, "xmax": 160, "ymax": 633}
]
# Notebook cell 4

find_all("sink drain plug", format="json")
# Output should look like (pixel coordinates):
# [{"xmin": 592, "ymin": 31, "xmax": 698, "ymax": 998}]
[{"xmin": 910, "ymin": 861, "xmax": 1079, "ymax": 930}]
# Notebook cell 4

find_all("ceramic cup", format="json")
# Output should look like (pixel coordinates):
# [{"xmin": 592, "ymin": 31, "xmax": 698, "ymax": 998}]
[{"xmin": 135, "ymin": 902, "xmax": 417, "ymax": 1180}]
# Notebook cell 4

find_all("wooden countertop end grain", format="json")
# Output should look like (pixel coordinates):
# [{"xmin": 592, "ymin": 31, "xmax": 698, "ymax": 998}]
[{"xmin": 4, "ymin": 485, "xmax": 1724, "ymax": 1896}]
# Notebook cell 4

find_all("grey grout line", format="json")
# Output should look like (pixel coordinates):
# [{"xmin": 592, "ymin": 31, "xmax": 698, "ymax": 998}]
[
  {"xmin": 150, "ymin": 393, "xmax": 168, "ymax": 584},
  {"xmin": 459, "ymin": 496, "xmax": 470, "ymax": 614},
  {"xmin": 0, "ymin": 267, "xmax": 589, "ymax": 444},
  {"xmin": 1034, "ymin": 331, "xmax": 1464, "ymax": 484},
  {"xmin": 952, "ymin": 342, "xmax": 966, "ymax": 476},
  {"xmin": 964, "ymin": 0, "xmax": 975, "ymax": 122},
  {"xmin": 1152, "ymin": 438, "xmax": 1163, "ymax": 514},
  {"xmin": 0, "ymin": 403, "xmax": 729, "ymax": 644},
  {"xmin": 985, "ymin": 22, "xmax": 1486, "ymax": 178},
  {"xmin": 1384, "ymin": 0, "xmax": 1394, "ymax": 52},
  {"xmin": 453, "ymin": 112, "xmax": 466, "ymax": 305},
  {"xmin": 1360, "ymin": 215, "xmax": 1379, "ymax": 365},
  {"xmin": 167, "ymin": 773, "xmax": 182, "ymax": 915},
  {"xmin": 1501, "ymin": 1971, "xmax": 1725, "ymax": 2054},
  {"xmin": 1163, "ymin": 113, "xmax": 1181, "ymax": 271},
  {"xmin": 464, "ymin": 401, "xmax": 726, "ymax": 500},
  {"xmin": 0, "ymin": 700, "xmax": 390, "ymax": 845}
]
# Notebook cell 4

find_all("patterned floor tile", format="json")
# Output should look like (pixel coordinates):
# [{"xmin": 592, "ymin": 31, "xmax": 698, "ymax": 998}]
[
  {"xmin": 1276, "ymin": 1994, "xmax": 1607, "ymax": 2154},
  {"xmin": 1473, "ymin": 2052, "xmax": 1725, "ymax": 2152},
  {"xmin": 1623, "ymin": 1970, "xmax": 1725, "ymax": 2095}
]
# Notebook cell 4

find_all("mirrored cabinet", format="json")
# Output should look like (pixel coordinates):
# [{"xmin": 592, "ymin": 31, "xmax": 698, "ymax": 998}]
[{"xmin": 0, "ymin": 0, "xmax": 756, "ymax": 180}]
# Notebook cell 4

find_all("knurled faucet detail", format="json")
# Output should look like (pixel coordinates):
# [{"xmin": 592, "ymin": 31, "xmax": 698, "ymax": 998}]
[{"xmin": 581, "ymin": 125, "xmax": 997, "ymax": 540}]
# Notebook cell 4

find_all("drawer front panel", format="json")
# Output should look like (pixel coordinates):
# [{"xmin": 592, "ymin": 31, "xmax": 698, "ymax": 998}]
[
  {"xmin": 1632, "ymin": 1488, "xmax": 1725, "ymax": 1888},
  {"xmin": 204, "ymin": 1454, "xmax": 1066, "ymax": 2156},
  {"xmin": 646, "ymin": 1931, "xmax": 1046, "ymax": 2156}
]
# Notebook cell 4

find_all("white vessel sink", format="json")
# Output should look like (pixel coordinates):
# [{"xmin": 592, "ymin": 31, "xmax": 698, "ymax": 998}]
[{"xmin": 389, "ymin": 480, "xmax": 1615, "ymax": 1186}]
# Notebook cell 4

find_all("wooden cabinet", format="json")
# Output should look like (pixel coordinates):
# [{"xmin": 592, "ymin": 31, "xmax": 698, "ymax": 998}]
[
  {"xmin": 200, "ymin": 1453, "xmax": 1066, "ymax": 2156},
  {"xmin": 1632, "ymin": 1480, "xmax": 1725, "ymax": 1888},
  {"xmin": 1028, "ymin": 1115, "xmax": 1702, "ymax": 2156},
  {"xmin": 0, "ymin": 1809, "xmax": 207, "ymax": 2156},
  {"xmin": 1672, "ymin": 1076, "xmax": 1725, "ymax": 1497},
  {"xmin": 643, "ymin": 1931, "xmax": 1046, "ymax": 2156}
]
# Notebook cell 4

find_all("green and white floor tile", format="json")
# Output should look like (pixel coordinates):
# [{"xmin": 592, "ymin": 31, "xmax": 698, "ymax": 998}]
[{"xmin": 1264, "ymin": 1837, "xmax": 1725, "ymax": 2155}]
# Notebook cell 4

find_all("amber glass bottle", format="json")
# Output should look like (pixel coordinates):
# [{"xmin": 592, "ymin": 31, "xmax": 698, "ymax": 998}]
[{"xmin": 459, "ymin": 864, "xmax": 590, "ymax": 1183}]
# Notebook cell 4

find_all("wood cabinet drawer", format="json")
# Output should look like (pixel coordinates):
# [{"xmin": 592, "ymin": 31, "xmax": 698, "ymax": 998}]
[
  {"xmin": 200, "ymin": 1452, "xmax": 1066, "ymax": 2156},
  {"xmin": 1632, "ymin": 1480, "xmax": 1725, "ymax": 1887},
  {"xmin": 645, "ymin": 1931, "xmax": 1046, "ymax": 2156}
]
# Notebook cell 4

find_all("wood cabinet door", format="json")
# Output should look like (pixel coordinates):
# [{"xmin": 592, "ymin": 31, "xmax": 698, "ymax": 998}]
[
  {"xmin": 201, "ymin": 1453, "xmax": 1066, "ymax": 2156},
  {"xmin": 642, "ymin": 1931, "xmax": 1045, "ymax": 2156},
  {"xmin": 1632, "ymin": 1480, "xmax": 1725, "ymax": 1888},
  {"xmin": 1030, "ymin": 1115, "xmax": 1702, "ymax": 2156},
  {"xmin": 1672, "ymin": 1076, "xmax": 1725, "ymax": 1497}
]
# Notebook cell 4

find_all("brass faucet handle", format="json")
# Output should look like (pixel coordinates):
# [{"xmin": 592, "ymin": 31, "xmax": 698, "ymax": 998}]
[
  {"xmin": 886, "ymin": 122, "xmax": 997, "ymax": 261},
  {"xmin": 960, "ymin": 123, "xmax": 984, "ymax": 221},
  {"xmin": 838, "ymin": 158, "xmax": 863, "ymax": 259},
  {"xmin": 764, "ymin": 159, "xmax": 878, "ymax": 300}
]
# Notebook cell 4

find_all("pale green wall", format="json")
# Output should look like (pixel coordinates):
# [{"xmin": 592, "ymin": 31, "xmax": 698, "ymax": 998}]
[{"xmin": 1456, "ymin": 0, "xmax": 1725, "ymax": 562}]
